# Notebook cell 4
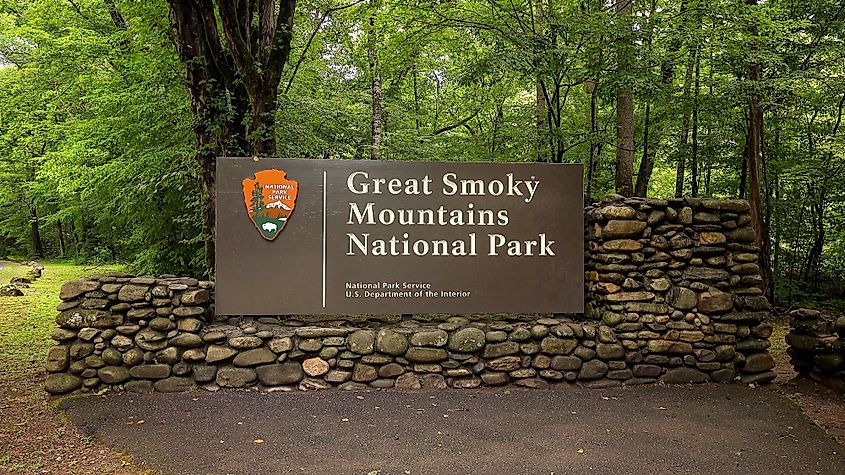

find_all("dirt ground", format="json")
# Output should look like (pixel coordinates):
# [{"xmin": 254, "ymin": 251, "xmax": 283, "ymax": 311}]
[
  {"xmin": 768, "ymin": 314, "xmax": 845, "ymax": 445},
  {"xmin": 0, "ymin": 262, "xmax": 146, "ymax": 474},
  {"xmin": 0, "ymin": 370, "xmax": 150, "ymax": 474}
]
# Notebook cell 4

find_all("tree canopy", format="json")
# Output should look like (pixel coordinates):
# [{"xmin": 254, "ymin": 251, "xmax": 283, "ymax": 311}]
[{"xmin": 0, "ymin": 0, "xmax": 843, "ymax": 306}]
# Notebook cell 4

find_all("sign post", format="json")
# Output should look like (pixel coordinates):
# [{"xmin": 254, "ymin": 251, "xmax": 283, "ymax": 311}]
[{"xmin": 216, "ymin": 158, "xmax": 583, "ymax": 315}]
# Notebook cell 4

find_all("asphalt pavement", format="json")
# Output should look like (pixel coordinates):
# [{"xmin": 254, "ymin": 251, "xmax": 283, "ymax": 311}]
[{"xmin": 62, "ymin": 385, "xmax": 845, "ymax": 475}]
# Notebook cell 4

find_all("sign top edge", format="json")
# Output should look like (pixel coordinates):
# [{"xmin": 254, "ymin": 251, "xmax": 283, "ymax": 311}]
[{"xmin": 217, "ymin": 157, "xmax": 583, "ymax": 168}]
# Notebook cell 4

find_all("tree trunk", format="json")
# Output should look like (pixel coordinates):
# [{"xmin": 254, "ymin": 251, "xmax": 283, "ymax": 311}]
[
  {"xmin": 30, "ymin": 207, "xmax": 43, "ymax": 258},
  {"xmin": 369, "ymin": 7, "xmax": 383, "ymax": 160},
  {"xmin": 104, "ymin": 0, "xmax": 128, "ymax": 30},
  {"xmin": 536, "ymin": 78, "xmax": 548, "ymax": 161},
  {"xmin": 634, "ymin": 103, "xmax": 653, "ymax": 197},
  {"xmin": 614, "ymin": 0, "xmax": 634, "ymax": 196},
  {"xmin": 674, "ymin": 55, "xmax": 695, "ymax": 197},
  {"xmin": 57, "ymin": 220, "xmax": 66, "ymax": 258},
  {"xmin": 166, "ymin": 0, "xmax": 298, "ymax": 276},
  {"xmin": 585, "ymin": 0, "xmax": 603, "ymax": 198},
  {"xmin": 413, "ymin": 63, "xmax": 421, "ymax": 131},
  {"xmin": 739, "ymin": 137, "xmax": 748, "ymax": 199},
  {"xmin": 615, "ymin": 93, "xmax": 634, "ymax": 196},
  {"xmin": 691, "ymin": 52, "xmax": 701, "ymax": 197},
  {"xmin": 746, "ymin": 0, "xmax": 769, "ymax": 294},
  {"xmin": 586, "ymin": 80, "xmax": 599, "ymax": 199},
  {"xmin": 249, "ymin": 92, "xmax": 278, "ymax": 156},
  {"xmin": 68, "ymin": 221, "xmax": 80, "ymax": 257},
  {"xmin": 491, "ymin": 103, "xmax": 504, "ymax": 154},
  {"xmin": 534, "ymin": 0, "xmax": 549, "ymax": 162}
]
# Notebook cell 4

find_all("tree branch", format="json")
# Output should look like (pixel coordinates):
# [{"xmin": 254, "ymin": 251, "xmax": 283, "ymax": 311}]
[
  {"xmin": 104, "ymin": 0, "xmax": 128, "ymax": 29},
  {"xmin": 433, "ymin": 109, "xmax": 481, "ymax": 135}
]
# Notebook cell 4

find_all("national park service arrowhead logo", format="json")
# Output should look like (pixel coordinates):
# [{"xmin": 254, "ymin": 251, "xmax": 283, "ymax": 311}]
[{"xmin": 242, "ymin": 169, "xmax": 299, "ymax": 240}]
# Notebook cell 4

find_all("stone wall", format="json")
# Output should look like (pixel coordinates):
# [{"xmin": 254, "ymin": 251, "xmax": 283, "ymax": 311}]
[
  {"xmin": 786, "ymin": 308, "xmax": 845, "ymax": 392},
  {"xmin": 45, "ymin": 275, "xmax": 214, "ymax": 394},
  {"xmin": 44, "ymin": 196, "xmax": 777, "ymax": 395},
  {"xmin": 585, "ymin": 195, "xmax": 775, "ymax": 385}
]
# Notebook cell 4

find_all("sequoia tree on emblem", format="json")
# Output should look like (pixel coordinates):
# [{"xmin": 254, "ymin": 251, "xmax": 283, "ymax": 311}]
[{"xmin": 242, "ymin": 169, "xmax": 299, "ymax": 240}]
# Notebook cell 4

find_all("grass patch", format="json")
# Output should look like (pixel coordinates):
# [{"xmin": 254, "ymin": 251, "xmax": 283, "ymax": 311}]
[
  {"xmin": 0, "ymin": 260, "xmax": 27, "ymax": 283},
  {"xmin": 769, "ymin": 315, "xmax": 790, "ymax": 360},
  {"xmin": 0, "ymin": 261, "xmax": 125, "ymax": 378}
]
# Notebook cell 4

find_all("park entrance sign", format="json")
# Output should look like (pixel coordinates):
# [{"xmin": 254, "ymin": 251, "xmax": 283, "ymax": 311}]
[{"xmin": 215, "ymin": 158, "xmax": 583, "ymax": 315}]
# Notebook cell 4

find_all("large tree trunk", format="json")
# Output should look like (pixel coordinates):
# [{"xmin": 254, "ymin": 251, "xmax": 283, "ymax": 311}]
[
  {"xmin": 615, "ymin": 94, "xmax": 634, "ymax": 196},
  {"xmin": 614, "ymin": 0, "xmax": 634, "ymax": 196},
  {"xmin": 167, "ymin": 0, "xmax": 298, "ymax": 276}
]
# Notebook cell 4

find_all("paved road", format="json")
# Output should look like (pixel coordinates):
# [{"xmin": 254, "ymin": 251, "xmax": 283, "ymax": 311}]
[{"xmin": 62, "ymin": 385, "xmax": 845, "ymax": 475}]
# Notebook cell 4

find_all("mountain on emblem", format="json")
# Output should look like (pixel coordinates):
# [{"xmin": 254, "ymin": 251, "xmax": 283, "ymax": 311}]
[{"xmin": 242, "ymin": 169, "xmax": 299, "ymax": 240}]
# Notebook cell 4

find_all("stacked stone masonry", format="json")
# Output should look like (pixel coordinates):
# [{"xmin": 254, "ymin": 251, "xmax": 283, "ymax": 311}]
[
  {"xmin": 43, "ymin": 195, "xmax": 776, "ymax": 395},
  {"xmin": 585, "ymin": 195, "xmax": 775, "ymax": 385},
  {"xmin": 787, "ymin": 308, "xmax": 845, "ymax": 392}
]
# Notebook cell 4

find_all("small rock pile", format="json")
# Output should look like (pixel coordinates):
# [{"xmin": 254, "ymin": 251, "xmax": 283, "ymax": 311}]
[
  {"xmin": 585, "ymin": 195, "xmax": 775, "ymax": 384},
  {"xmin": 787, "ymin": 308, "xmax": 845, "ymax": 392},
  {"xmin": 0, "ymin": 261, "xmax": 44, "ymax": 297}
]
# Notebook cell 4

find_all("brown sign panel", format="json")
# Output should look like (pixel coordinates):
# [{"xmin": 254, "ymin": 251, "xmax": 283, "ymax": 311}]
[{"xmin": 216, "ymin": 158, "xmax": 583, "ymax": 315}]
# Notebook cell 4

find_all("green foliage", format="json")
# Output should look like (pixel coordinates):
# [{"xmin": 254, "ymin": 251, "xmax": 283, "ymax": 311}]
[
  {"xmin": 0, "ymin": 0, "xmax": 843, "ymax": 302},
  {"xmin": 0, "ymin": 0, "xmax": 200, "ymax": 274}
]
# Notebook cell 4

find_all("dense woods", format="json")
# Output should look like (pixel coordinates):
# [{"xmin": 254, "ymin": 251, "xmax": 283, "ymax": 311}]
[{"xmin": 0, "ymin": 0, "xmax": 844, "ymax": 307}]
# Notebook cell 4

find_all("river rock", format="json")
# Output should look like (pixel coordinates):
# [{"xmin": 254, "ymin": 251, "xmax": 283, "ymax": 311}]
[
  {"xmin": 256, "ymin": 363, "xmax": 303, "ymax": 386},
  {"xmin": 405, "ymin": 347, "xmax": 448, "ymax": 363},
  {"xmin": 206, "ymin": 344, "xmax": 239, "ymax": 363},
  {"xmin": 216, "ymin": 367, "xmax": 257, "ymax": 388},
  {"xmin": 375, "ymin": 329, "xmax": 408, "ymax": 356},
  {"xmin": 98, "ymin": 366, "xmax": 130, "ymax": 384},
  {"xmin": 233, "ymin": 348, "xmax": 276, "ymax": 367},
  {"xmin": 303, "ymin": 357, "xmax": 330, "ymax": 376},
  {"xmin": 45, "ymin": 374, "xmax": 82, "ymax": 394},
  {"xmin": 448, "ymin": 327, "xmax": 486, "ymax": 352},
  {"xmin": 348, "ymin": 330, "xmax": 376, "ymax": 355}
]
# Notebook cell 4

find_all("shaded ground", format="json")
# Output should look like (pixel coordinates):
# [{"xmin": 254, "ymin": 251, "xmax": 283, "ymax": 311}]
[
  {"xmin": 0, "ymin": 262, "xmax": 144, "ymax": 475},
  {"xmin": 62, "ymin": 386, "xmax": 844, "ymax": 475},
  {"xmin": 768, "ymin": 314, "xmax": 845, "ymax": 446}
]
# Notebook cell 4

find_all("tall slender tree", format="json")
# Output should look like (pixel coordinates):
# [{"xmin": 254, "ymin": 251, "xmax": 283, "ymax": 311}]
[
  {"xmin": 614, "ymin": 0, "xmax": 635, "ymax": 196},
  {"xmin": 368, "ymin": 1, "xmax": 383, "ymax": 160},
  {"xmin": 745, "ymin": 0, "xmax": 771, "ymax": 294}
]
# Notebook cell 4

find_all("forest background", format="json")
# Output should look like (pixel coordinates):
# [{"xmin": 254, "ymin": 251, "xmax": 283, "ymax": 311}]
[{"xmin": 1, "ymin": 0, "xmax": 843, "ymax": 310}]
